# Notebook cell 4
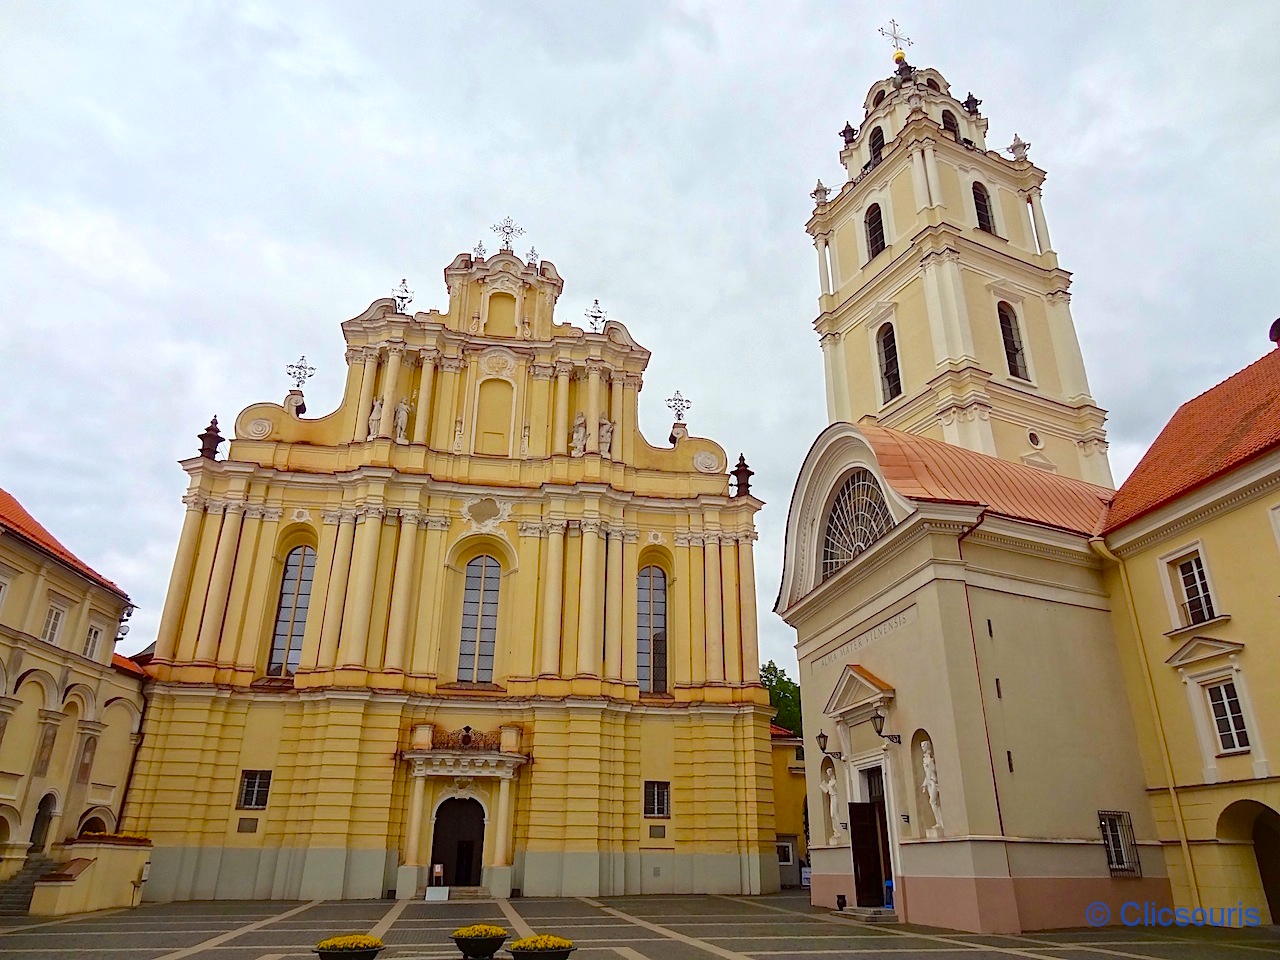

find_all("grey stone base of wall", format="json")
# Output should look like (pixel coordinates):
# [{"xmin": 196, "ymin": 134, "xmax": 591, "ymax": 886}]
[{"xmin": 144, "ymin": 846, "xmax": 778, "ymax": 900}]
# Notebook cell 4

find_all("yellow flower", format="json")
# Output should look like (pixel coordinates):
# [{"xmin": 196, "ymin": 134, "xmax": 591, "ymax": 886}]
[
  {"xmin": 314, "ymin": 933, "xmax": 384, "ymax": 950},
  {"xmin": 511, "ymin": 933, "xmax": 574, "ymax": 950},
  {"xmin": 452, "ymin": 924, "xmax": 508, "ymax": 939}
]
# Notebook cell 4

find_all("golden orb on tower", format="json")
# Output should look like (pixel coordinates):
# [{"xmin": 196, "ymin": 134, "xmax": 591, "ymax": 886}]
[{"xmin": 893, "ymin": 49, "xmax": 907, "ymax": 63}]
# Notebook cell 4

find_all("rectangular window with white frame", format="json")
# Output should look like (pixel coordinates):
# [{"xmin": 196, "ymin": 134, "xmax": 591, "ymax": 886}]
[
  {"xmin": 643, "ymin": 780, "xmax": 671, "ymax": 818},
  {"xmin": 1176, "ymin": 553, "xmax": 1216, "ymax": 625},
  {"xmin": 776, "ymin": 840, "xmax": 795, "ymax": 865},
  {"xmin": 1205, "ymin": 680, "xmax": 1250, "ymax": 753},
  {"xmin": 82, "ymin": 625, "xmax": 103, "ymax": 660},
  {"xmin": 0, "ymin": 577, "xmax": 8, "ymax": 618},
  {"xmin": 40, "ymin": 604, "xmax": 67, "ymax": 645}
]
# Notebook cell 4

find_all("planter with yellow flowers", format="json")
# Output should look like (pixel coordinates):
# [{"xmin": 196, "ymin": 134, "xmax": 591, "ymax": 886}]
[
  {"xmin": 451, "ymin": 923, "xmax": 509, "ymax": 959},
  {"xmin": 508, "ymin": 933, "xmax": 575, "ymax": 959},
  {"xmin": 313, "ymin": 934, "xmax": 384, "ymax": 959}
]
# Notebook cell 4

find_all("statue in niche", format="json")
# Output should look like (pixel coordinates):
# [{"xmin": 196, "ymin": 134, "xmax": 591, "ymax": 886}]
[
  {"xmin": 569, "ymin": 412, "xmax": 587, "ymax": 457},
  {"xmin": 367, "ymin": 397, "xmax": 383, "ymax": 441},
  {"xmin": 820, "ymin": 768, "xmax": 842, "ymax": 845},
  {"xmin": 598, "ymin": 417, "xmax": 615, "ymax": 458},
  {"xmin": 394, "ymin": 397, "xmax": 411, "ymax": 443},
  {"xmin": 921, "ymin": 740, "xmax": 944, "ymax": 834}
]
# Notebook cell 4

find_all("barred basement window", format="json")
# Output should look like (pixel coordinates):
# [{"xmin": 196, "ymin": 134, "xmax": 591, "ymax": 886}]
[
  {"xmin": 238, "ymin": 770, "xmax": 272, "ymax": 810},
  {"xmin": 821, "ymin": 469, "xmax": 895, "ymax": 580},
  {"xmin": 1205, "ymin": 681, "xmax": 1250, "ymax": 752},
  {"xmin": 865, "ymin": 204, "xmax": 886, "ymax": 260},
  {"xmin": 997, "ymin": 302, "xmax": 1030, "ymax": 381},
  {"xmin": 267, "ymin": 545, "xmax": 316, "ymax": 676},
  {"xmin": 458, "ymin": 555, "xmax": 501, "ymax": 682},
  {"xmin": 644, "ymin": 781, "xmax": 671, "ymax": 818},
  {"xmin": 1098, "ymin": 810, "xmax": 1141, "ymax": 877},
  {"xmin": 876, "ymin": 323, "xmax": 902, "ymax": 401},
  {"xmin": 973, "ymin": 182, "xmax": 996, "ymax": 234}
]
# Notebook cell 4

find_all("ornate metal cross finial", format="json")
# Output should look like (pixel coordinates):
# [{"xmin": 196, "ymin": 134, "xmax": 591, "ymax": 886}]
[
  {"xmin": 491, "ymin": 216, "xmax": 525, "ymax": 251},
  {"xmin": 878, "ymin": 19, "xmax": 912, "ymax": 52},
  {"xmin": 666, "ymin": 391, "xmax": 691, "ymax": 422},
  {"xmin": 286, "ymin": 355, "xmax": 316, "ymax": 390},
  {"xmin": 584, "ymin": 299, "xmax": 606, "ymax": 332},
  {"xmin": 392, "ymin": 278, "xmax": 413, "ymax": 313},
  {"xmin": 526, "ymin": 246, "xmax": 538, "ymax": 265}
]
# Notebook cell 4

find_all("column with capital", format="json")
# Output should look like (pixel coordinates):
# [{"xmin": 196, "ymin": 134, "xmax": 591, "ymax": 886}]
[
  {"xmin": 317, "ymin": 510, "xmax": 357, "ymax": 668},
  {"xmin": 622, "ymin": 374, "xmax": 641, "ymax": 464},
  {"xmin": 685, "ymin": 534, "xmax": 707, "ymax": 686},
  {"xmin": 736, "ymin": 531, "xmax": 761, "ymax": 685},
  {"xmin": 233, "ymin": 505, "xmax": 285, "ymax": 670},
  {"xmin": 607, "ymin": 372, "xmax": 625, "ymax": 461},
  {"xmin": 382, "ymin": 510, "xmax": 421, "ymax": 673},
  {"xmin": 585, "ymin": 360, "xmax": 604, "ymax": 454},
  {"xmin": 922, "ymin": 138, "xmax": 943, "ymax": 209},
  {"xmin": 195, "ymin": 501, "xmax": 245, "ymax": 663},
  {"xmin": 1046, "ymin": 290, "xmax": 1093, "ymax": 403},
  {"xmin": 338, "ymin": 505, "xmax": 384, "ymax": 668},
  {"xmin": 539, "ymin": 520, "xmax": 566, "ymax": 675},
  {"xmin": 1028, "ymin": 185, "xmax": 1054, "ymax": 254},
  {"xmin": 552, "ymin": 361, "xmax": 572, "ymax": 455},
  {"xmin": 413, "ymin": 349, "xmax": 438, "ymax": 445},
  {"xmin": 815, "ymin": 234, "xmax": 833, "ymax": 295},
  {"xmin": 176, "ymin": 502, "xmax": 226, "ymax": 662},
  {"xmin": 910, "ymin": 148, "xmax": 931, "ymax": 210},
  {"xmin": 576, "ymin": 519, "xmax": 603, "ymax": 675},
  {"xmin": 529, "ymin": 363, "xmax": 555, "ymax": 459},
  {"xmin": 354, "ymin": 347, "xmax": 381, "ymax": 442},
  {"xmin": 217, "ymin": 503, "xmax": 264, "ymax": 666},
  {"xmin": 720, "ymin": 534, "xmax": 742, "ymax": 683},
  {"xmin": 818, "ymin": 332, "xmax": 850, "ymax": 423},
  {"xmin": 619, "ymin": 530, "xmax": 639, "ymax": 684},
  {"xmin": 377, "ymin": 344, "xmax": 405, "ymax": 438},
  {"xmin": 432, "ymin": 356, "xmax": 466, "ymax": 450},
  {"xmin": 492, "ymin": 772, "xmax": 514, "ymax": 867},
  {"xmin": 154, "ymin": 492, "xmax": 207, "ymax": 662},
  {"xmin": 298, "ymin": 509, "xmax": 341, "ymax": 670},
  {"xmin": 409, "ymin": 516, "xmax": 452, "ymax": 675},
  {"xmin": 604, "ymin": 526, "xmax": 624, "ymax": 679},
  {"xmin": 703, "ymin": 532, "xmax": 725, "ymax": 683},
  {"xmin": 513, "ymin": 521, "xmax": 545, "ymax": 677},
  {"xmin": 404, "ymin": 761, "xmax": 426, "ymax": 865}
]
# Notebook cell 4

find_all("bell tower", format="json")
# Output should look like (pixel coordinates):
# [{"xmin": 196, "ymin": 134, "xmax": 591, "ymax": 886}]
[{"xmin": 807, "ymin": 46, "xmax": 1113, "ymax": 487}]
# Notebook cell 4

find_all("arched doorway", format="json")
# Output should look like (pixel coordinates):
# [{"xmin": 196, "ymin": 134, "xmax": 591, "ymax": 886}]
[
  {"xmin": 1216, "ymin": 800, "xmax": 1280, "ymax": 922},
  {"xmin": 430, "ymin": 798, "xmax": 485, "ymax": 887},
  {"xmin": 29, "ymin": 794, "xmax": 56, "ymax": 852}
]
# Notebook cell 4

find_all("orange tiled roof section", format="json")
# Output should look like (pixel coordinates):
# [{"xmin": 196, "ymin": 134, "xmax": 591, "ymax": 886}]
[
  {"xmin": 1104, "ymin": 348, "xmax": 1280, "ymax": 534},
  {"xmin": 0, "ymin": 486, "xmax": 128, "ymax": 599},
  {"xmin": 860, "ymin": 425, "xmax": 1113, "ymax": 536},
  {"xmin": 770, "ymin": 722, "xmax": 799, "ymax": 739},
  {"xmin": 112, "ymin": 652, "xmax": 147, "ymax": 678}
]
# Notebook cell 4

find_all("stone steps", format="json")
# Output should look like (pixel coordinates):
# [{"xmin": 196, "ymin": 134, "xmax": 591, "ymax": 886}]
[
  {"xmin": 0, "ymin": 856, "xmax": 60, "ymax": 916},
  {"xmin": 834, "ymin": 906, "xmax": 899, "ymax": 923}
]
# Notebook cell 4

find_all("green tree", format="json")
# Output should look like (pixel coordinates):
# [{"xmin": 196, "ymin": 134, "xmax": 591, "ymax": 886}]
[{"xmin": 760, "ymin": 660, "xmax": 802, "ymax": 736}]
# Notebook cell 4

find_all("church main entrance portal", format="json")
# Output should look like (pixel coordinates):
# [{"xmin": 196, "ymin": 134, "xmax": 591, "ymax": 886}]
[
  {"xmin": 430, "ymin": 798, "xmax": 485, "ymax": 886},
  {"xmin": 849, "ymin": 766, "xmax": 892, "ymax": 907}
]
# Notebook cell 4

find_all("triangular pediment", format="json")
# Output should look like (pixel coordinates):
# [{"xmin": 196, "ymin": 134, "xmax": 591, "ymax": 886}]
[
  {"xmin": 823, "ymin": 664, "xmax": 895, "ymax": 718},
  {"xmin": 1020, "ymin": 449, "xmax": 1058, "ymax": 473},
  {"xmin": 1166, "ymin": 637, "xmax": 1245, "ymax": 668}
]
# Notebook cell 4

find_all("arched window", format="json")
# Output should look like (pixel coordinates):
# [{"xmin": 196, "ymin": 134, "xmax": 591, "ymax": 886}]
[
  {"xmin": 865, "ymin": 204, "xmax": 886, "ymax": 260},
  {"xmin": 458, "ymin": 555, "xmax": 500, "ymax": 682},
  {"xmin": 876, "ymin": 324, "xmax": 902, "ymax": 401},
  {"xmin": 997, "ymin": 302, "xmax": 1030, "ymax": 380},
  {"xmin": 941, "ymin": 110, "xmax": 959, "ymax": 137},
  {"xmin": 926, "ymin": 78, "xmax": 940, "ymax": 92},
  {"xmin": 973, "ymin": 182, "xmax": 997, "ymax": 233},
  {"xmin": 267, "ymin": 545, "xmax": 316, "ymax": 676},
  {"xmin": 869, "ymin": 126, "xmax": 885, "ymax": 166},
  {"xmin": 637, "ymin": 566, "xmax": 667, "ymax": 694},
  {"xmin": 872, "ymin": 90, "xmax": 886, "ymax": 107},
  {"xmin": 822, "ymin": 469, "xmax": 895, "ymax": 580}
]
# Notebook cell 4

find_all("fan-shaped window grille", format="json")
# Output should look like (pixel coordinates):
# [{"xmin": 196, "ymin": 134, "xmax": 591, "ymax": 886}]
[{"xmin": 821, "ymin": 469, "xmax": 895, "ymax": 580}]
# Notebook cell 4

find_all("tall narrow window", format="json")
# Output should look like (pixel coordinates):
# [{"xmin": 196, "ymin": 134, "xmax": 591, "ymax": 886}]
[
  {"xmin": 997, "ymin": 302, "xmax": 1030, "ymax": 380},
  {"xmin": 973, "ymin": 182, "xmax": 996, "ymax": 233},
  {"xmin": 267, "ymin": 546, "xmax": 316, "ymax": 676},
  {"xmin": 40, "ymin": 605, "xmax": 65, "ymax": 644},
  {"xmin": 82, "ymin": 626, "xmax": 102, "ymax": 660},
  {"xmin": 876, "ymin": 324, "xmax": 902, "ymax": 401},
  {"xmin": 869, "ymin": 126, "xmax": 885, "ymax": 166},
  {"xmin": 1098, "ymin": 811, "xmax": 1141, "ymax": 877},
  {"xmin": 1205, "ymin": 681, "xmax": 1250, "ymax": 752},
  {"xmin": 1177, "ymin": 554, "xmax": 1216, "ymax": 625},
  {"xmin": 941, "ymin": 110, "xmax": 959, "ymax": 137},
  {"xmin": 865, "ymin": 204, "xmax": 886, "ymax": 260},
  {"xmin": 458, "ymin": 555, "xmax": 501, "ymax": 682},
  {"xmin": 637, "ymin": 566, "xmax": 668, "ymax": 693}
]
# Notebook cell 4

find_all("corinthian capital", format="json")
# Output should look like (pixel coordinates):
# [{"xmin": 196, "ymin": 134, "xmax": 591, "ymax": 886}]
[{"xmin": 440, "ymin": 356, "xmax": 466, "ymax": 373}]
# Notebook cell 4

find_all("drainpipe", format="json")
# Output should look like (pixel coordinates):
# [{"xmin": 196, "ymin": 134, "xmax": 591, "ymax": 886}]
[{"xmin": 1090, "ymin": 536, "xmax": 1200, "ymax": 908}]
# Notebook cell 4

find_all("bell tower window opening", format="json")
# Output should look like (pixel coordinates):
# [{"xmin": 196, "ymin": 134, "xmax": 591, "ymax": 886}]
[
  {"xmin": 267, "ymin": 545, "xmax": 316, "ymax": 676},
  {"xmin": 872, "ymin": 90, "xmax": 886, "ymax": 108},
  {"xmin": 973, "ymin": 182, "xmax": 997, "ymax": 234},
  {"xmin": 876, "ymin": 324, "xmax": 902, "ymax": 402},
  {"xmin": 865, "ymin": 204, "xmax": 886, "ymax": 260},
  {"xmin": 997, "ymin": 302, "xmax": 1030, "ymax": 381},
  {"xmin": 925, "ymin": 78, "xmax": 940, "ymax": 92},
  {"xmin": 637, "ymin": 566, "xmax": 668, "ymax": 693},
  {"xmin": 458, "ymin": 555, "xmax": 501, "ymax": 682},
  {"xmin": 869, "ymin": 127, "xmax": 885, "ymax": 167},
  {"xmin": 821, "ymin": 469, "xmax": 895, "ymax": 580},
  {"xmin": 941, "ymin": 110, "xmax": 959, "ymax": 138}
]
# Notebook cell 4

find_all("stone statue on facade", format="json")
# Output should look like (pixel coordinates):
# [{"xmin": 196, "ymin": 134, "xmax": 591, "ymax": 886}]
[
  {"xmin": 569, "ymin": 412, "xmax": 587, "ymax": 457},
  {"xmin": 367, "ymin": 397, "xmax": 383, "ymax": 441},
  {"xmin": 394, "ymin": 397, "xmax": 411, "ymax": 443},
  {"xmin": 598, "ymin": 417, "xmax": 614, "ymax": 458},
  {"xmin": 921, "ymin": 740, "xmax": 944, "ymax": 835},
  {"xmin": 820, "ymin": 768, "xmax": 842, "ymax": 845}
]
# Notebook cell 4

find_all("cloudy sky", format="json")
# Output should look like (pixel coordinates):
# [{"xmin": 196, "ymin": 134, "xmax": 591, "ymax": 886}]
[{"xmin": 2, "ymin": 1, "xmax": 1277, "ymax": 671}]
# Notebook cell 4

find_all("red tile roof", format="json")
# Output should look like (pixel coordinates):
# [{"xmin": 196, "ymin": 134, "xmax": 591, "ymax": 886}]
[
  {"xmin": 861, "ymin": 425, "xmax": 1113, "ymax": 536},
  {"xmin": 770, "ymin": 722, "xmax": 799, "ymax": 739},
  {"xmin": 1104, "ymin": 348, "xmax": 1280, "ymax": 533},
  {"xmin": 111, "ymin": 652, "xmax": 147, "ymax": 678},
  {"xmin": 0, "ymin": 487, "xmax": 128, "ymax": 599}
]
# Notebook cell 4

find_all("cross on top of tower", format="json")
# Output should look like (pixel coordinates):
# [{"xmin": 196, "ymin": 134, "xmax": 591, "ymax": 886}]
[
  {"xmin": 878, "ymin": 19, "xmax": 912, "ymax": 56},
  {"xmin": 666, "ymin": 391, "xmax": 691, "ymax": 422},
  {"xmin": 491, "ymin": 216, "xmax": 525, "ymax": 251},
  {"xmin": 585, "ymin": 299, "xmax": 606, "ymax": 332},
  {"xmin": 286, "ymin": 355, "xmax": 316, "ymax": 390}
]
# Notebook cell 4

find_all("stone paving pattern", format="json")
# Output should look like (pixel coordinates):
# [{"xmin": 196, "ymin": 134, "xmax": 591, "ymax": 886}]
[{"xmin": 0, "ymin": 891, "xmax": 1276, "ymax": 960}]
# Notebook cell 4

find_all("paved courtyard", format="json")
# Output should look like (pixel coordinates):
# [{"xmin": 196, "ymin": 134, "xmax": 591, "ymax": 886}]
[{"xmin": 0, "ymin": 891, "xmax": 1277, "ymax": 960}]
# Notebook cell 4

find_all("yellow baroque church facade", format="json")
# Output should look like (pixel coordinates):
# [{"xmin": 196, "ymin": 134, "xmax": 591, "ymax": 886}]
[{"xmin": 125, "ymin": 243, "xmax": 779, "ymax": 901}]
